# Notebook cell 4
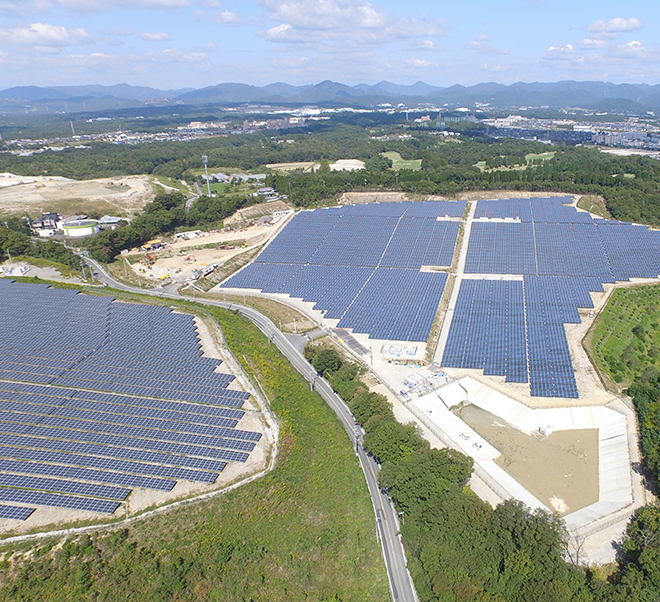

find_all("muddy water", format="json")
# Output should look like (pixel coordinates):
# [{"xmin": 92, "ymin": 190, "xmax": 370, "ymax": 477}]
[{"xmin": 457, "ymin": 404, "xmax": 599, "ymax": 515}]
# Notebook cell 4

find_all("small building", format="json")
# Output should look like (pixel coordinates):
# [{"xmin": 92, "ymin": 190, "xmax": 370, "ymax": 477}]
[
  {"xmin": 30, "ymin": 212, "xmax": 62, "ymax": 236},
  {"xmin": 99, "ymin": 215, "xmax": 124, "ymax": 230}
]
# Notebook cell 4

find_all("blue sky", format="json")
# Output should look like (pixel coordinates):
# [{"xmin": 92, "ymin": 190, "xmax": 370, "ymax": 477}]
[{"xmin": 0, "ymin": 0, "xmax": 658, "ymax": 90}]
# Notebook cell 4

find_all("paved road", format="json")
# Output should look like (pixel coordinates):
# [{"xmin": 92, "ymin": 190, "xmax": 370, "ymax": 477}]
[{"xmin": 84, "ymin": 257, "xmax": 417, "ymax": 602}]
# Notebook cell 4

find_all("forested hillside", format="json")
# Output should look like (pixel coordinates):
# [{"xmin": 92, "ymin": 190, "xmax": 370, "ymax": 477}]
[{"xmin": 2, "ymin": 123, "xmax": 659, "ymax": 227}]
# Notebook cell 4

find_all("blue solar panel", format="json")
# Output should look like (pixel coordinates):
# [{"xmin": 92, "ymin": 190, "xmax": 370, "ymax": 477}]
[
  {"xmin": 0, "ymin": 488, "xmax": 120, "ymax": 514},
  {"xmin": 0, "ymin": 504, "xmax": 35, "ymax": 520},
  {"xmin": 221, "ymin": 201, "xmax": 458, "ymax": 342}
]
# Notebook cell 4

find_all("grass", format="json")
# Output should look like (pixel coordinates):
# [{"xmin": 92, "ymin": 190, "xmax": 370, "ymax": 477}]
[
  {"xmin": 577, "ymin": 194, "xmax": 613, "ymax": 219},
  {"xmin": 382, "ymin": 151, "xmax": 422, "ymax": 171},
  {"xmin": 590, "ymin": 283, "xmax": 660, "ymax": 388},
  {"xmin": 209, "ymin": 182, "xmax": 232, "ymax": 194},
  {"xmin": 0, "ymin": 284, "xmax": 390, "ymax": 601},
  {"xmin": 182, "ymin": 288, "xmax": 316, "ymax": 333}
]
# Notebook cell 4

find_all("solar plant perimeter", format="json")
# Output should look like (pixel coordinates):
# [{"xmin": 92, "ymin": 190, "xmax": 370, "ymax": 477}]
[
  {"xmin": 221, "ymin": 197, "xmax": 660, "ymax": 399},
  {"xmin": 0, "ymin": 280, "xmax": 261, "ymax": 525}
]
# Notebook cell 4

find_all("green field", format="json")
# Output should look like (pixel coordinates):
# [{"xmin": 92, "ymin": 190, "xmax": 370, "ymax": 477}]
[
  {"xmin": 382, "ymin": 151, "xmax": 422, "ymax": 171},
  {"xmin": 0, "ymin": 294, "xmax": 389, "ymax": 601},
  {"xmin": 591, "ymin": 284, "xmax": 660, "ymax": 386}
]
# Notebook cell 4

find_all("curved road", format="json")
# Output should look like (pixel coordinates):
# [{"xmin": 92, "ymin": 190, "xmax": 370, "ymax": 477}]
[{"xmin": 83, "ymin": 257, "xmax": 417, "ymax": 602}]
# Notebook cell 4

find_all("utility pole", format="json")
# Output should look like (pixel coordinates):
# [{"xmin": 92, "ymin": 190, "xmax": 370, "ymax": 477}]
[{"xmin": 202, "ymin": 155, "xmax": 212, "ymax": 196}]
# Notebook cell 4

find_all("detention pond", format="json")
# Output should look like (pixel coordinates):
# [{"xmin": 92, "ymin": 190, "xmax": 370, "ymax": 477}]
[{"xmin": 457, "ymin": 404, "xmax": 599, "ymax": 515}]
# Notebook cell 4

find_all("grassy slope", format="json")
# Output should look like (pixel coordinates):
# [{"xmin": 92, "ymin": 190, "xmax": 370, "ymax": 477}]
[
  {"xmin": 591, "ymin": 284, "xmax": 660, "ymax": 386},
  {"xmin": 0, "ymin": 296, "xmax": 389, "ymax": 601},
  {"xmin": 382, "ymin": 151, "xmax": 422, "ymax": 171}
]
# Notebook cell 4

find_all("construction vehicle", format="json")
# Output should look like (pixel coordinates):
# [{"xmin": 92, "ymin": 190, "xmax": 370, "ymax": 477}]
[{"xmin": 184, "ymin": 254, "xmax": 196, "ymax": 262}]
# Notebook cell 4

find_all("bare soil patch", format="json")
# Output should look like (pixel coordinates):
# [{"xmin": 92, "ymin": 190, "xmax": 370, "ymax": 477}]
[
  {"xmin": 338, "ymin": 191, "xmax": 410, "ymax": 204},
  {"xmin": 0, "ymin": 174, "xmax": 153, "ymax": 218},
  {"xmin": 458, "ymin": 404, "xmax": 599, "ymax": 515},
  {"xmin": 223, "ymin": 200, "xmax": 292, "ymax": 226},
  {"xmin": 450, "ymin": 190, "xmax": 577, "ymax": 202}
]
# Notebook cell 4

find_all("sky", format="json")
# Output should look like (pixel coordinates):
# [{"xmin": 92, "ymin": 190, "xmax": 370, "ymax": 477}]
[{"xmin": 0, "ymin": 0, "xmax": 659, "ymax": 90}]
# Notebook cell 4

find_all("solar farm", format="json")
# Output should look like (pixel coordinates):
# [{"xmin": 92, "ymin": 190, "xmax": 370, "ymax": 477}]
[
  {"xmin": 222, "ymin": 201, "xmax": 462, "ymax": 342},
  {"xmin": 220, "ymin": 196, "xmax": 660, "ymax": 400},
  {"xmin": 0, "ymin": 280, "xmax": 266, "ymax": 529}
]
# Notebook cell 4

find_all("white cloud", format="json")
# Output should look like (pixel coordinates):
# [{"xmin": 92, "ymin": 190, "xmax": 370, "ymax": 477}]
[
  {"xmin": 581, "ymin": 38, "xmax": 607, "ymax": 49},
  {"xmin": 257, "ymin": 0, "xmax": 444, "ymax": 47},
  {"xmin": 411, "ymin": 40, "xmax": 444, "ymax": 51},
  {"xmin": 542, "ymin": 43, "xmax": 584, "ymax": 63},
  {"xmin": 0, "ymin": 22, "xmax": 91, "ymax": 50},
  {"xmin": 405, "ymin": 58, "xmax": 437, "ymax": 68},
  {"xmin": 140, "ymin": 32, "xmax": 171, "ymax": 41},
  {"xmin": 217, "ymin": 11, "xmax": 242, "ymax": 23},
  {"xmin": 585, "ymin": 17, "xmax": 643, "ymax": 40},
  {"xmin": 465, "ymin": 35, "xmax": 509, "ymax": 56},
  {"xmin": 609, "ymin": 40, "xmax": 660, "ymax": 63}
]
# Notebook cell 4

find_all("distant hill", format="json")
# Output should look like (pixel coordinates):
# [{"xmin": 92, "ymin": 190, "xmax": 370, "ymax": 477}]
[{"xmin": 1, "ymin": 80, "xmax": 659, "ymax": 115}]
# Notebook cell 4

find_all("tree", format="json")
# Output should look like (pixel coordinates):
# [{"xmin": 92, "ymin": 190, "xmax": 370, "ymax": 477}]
[
  {"xmin": 311, "ymin": 347, "xmax": 342, "ymax": 375},
  {"xmin": 379, "ymin": 448, "xmax": 473, "ymax": 510},
  {"xmin": 363, "ymin": 420, "xmax": 428, "ymax": 465}
]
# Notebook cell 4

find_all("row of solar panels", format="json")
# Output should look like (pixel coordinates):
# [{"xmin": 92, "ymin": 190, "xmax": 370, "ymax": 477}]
[
  {"xmin": 442, "ymin": 277, "xmax": 586, "ymax": 398},
  {"xmin": 257, "ymin": 212, "xmax": 462, "ymax": 269},
  {"xmin": 474, "ymin": 197, "xmax": 589, "ymax": 223},
  {"xmin": 466, "ymin": 216, "xmax": 660, "ymax": 280},
  {"xmin": 0, "ymin": 281, "xmax": 260, "ymax": 519},
  {"xmin": 224, "ymin": 265, "xmax": 449, "ymax": 342}
]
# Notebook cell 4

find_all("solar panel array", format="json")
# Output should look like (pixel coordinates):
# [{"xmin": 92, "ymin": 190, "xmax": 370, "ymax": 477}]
[
  {"xmin": 444, "ymin": 198, "xmax": 660, "ymax": 398},
  {"xmin": 222, "ymin": 201, "xmax": 466, "ymax": 341},
  {"xmin": 442, "ymin": 280, "xmax": 528, "ymax": 384},
  {"xmin": 0, "ymin": 281, "xmax": 262, "ymax": 520}
]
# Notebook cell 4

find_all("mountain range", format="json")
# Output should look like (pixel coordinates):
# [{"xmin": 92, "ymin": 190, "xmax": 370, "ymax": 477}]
[{"xmin": 1, "ymin": 80, "xmax": 660, "ymax": 115}]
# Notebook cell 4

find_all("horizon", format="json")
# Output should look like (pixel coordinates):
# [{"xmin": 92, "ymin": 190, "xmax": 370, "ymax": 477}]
[
  {"xmin": 3, "ymin": 77, "xmax": 660, "ymax": 95},
  {"xmin": 0, "ymin": 1, "xmax": 658, "ymax": 89}
]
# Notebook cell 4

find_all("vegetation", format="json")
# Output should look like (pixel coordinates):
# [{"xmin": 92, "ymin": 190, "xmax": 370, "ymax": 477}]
[
  {"xmin": 592, "ymin": 284, "xmax": 660, "ymax": 481},
  {"xmin": 305, "ymin": 339, "xmax": 660, "ymax": 601},
  {"xmin": 0, "ymin": 303, "xmax": 389, "ymax": 601},
  {"xmin": 4, "ymin": 123, "xmax": 660, "ymax": 228},
  {"xmin": 84, "ymin": 190, "xmax": 258, "ymax": 262},
  {"xmin": 0, "ymin": 222, "xmax": 81, "ymax": 273}
]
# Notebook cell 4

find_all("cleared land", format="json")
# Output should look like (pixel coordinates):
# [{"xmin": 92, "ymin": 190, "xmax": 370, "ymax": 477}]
[
  {"xmin": 0, "ymin": 173, "xmax": 153, "ymax": 218},
  {"xmin": 458, "ymin": 404, "xmax": 599, "ymax": 515},
  {"xmin": 577, "ymin": 194, "xmax": 613, "ymax": 219},
  {"xmin": 382, "ymin": 151, "xmax": 422, "ymax": 171},
  {"xmin": 266, "ymin": 161, "xmax": 318, "ymax": 172}
]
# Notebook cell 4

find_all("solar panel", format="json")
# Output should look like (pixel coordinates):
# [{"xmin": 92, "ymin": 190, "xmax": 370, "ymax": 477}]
[
  {"xmin": 0, "ymin": 488, "xmax": 120, "ymax": 514},
  {"xmin": 0, "ymin": 504, "xmax": 35, "ymax": 520}
]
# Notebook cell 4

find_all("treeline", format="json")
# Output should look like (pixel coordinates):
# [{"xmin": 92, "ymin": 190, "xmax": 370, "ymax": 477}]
[
  {"xmin": 84, "ymin": 191, "xmax": 253, "ymax": 262},
  {"xmin": 0, "ymin": 223, "xmax": 81, "ymax": 271},
  {"xmin": 306, "ymin": 342, "xmax": 660, "ymax": 602}
]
